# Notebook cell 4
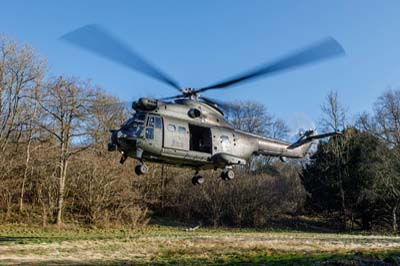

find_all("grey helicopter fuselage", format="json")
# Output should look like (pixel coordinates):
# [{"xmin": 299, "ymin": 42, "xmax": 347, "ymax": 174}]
[{"xmin": 109, "ymin": 97, "xmax": 318, "ymax": 170}]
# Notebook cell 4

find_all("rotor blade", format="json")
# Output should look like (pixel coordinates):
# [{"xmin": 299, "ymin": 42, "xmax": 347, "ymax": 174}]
[
  {"xmin": 197, "ymin": 37, "xmax": 345, "ymax": 92},
  {"xmin": 199, "ymin": 96, "xmax": 228, "ymax": 109},
  {"xmin": 61, "ymin": 24, "xmax": 181, "ymax": 89}
]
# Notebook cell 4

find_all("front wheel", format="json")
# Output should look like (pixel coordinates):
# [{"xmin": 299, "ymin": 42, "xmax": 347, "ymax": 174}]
[
  {"xmin": 221, "ymin": 169, "xmax": 234, "ymax": 181},
  {"xmin": 192, "ymin": 175, "xmax": 204, "ymax": 185},
  {"xmin": 135, "ymin": 164, "xmax": 148, "ymax": 175}
]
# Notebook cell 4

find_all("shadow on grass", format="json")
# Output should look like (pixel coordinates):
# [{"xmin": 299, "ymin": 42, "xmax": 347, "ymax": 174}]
[
  {"xmin": 0, "ymin": 235, "xmax": 85, "ymax": 245},
  {"xmin": 4, "ymin": 252, "xmax": 400, "ymax": 266},
  {"xmin": 0, "ymin": 236, "xmax": 44, "ymax": 244}
]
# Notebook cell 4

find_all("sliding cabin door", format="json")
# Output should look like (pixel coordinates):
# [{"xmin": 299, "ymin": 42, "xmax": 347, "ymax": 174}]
[{"xmin": 162, "ymin": 117, "xmax": 189, "ymax": 157}]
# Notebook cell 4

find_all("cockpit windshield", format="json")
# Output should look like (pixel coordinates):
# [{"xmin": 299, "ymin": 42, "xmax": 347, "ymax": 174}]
[{"xmin": 120, "ymin": 112, "xmax": 146, "ymax": 137}]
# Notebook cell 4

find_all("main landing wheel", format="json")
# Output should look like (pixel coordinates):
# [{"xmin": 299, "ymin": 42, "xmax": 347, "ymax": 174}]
[
  {"xmin": 135, "ymin": 164, "xmax": 148, "ymax": 176},
  {"xmin": 221, "ymin": 169, "xmax": 235, "ymax": 181},
  {"xmin": 192, "ymin": 175, "xmax": 204, "ymax": 185}
]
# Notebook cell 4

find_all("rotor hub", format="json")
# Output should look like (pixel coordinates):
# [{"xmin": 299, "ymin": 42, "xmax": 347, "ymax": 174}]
[{"xmin": 181, "ymin": 88, "xmax": 200, "ymax": 99}]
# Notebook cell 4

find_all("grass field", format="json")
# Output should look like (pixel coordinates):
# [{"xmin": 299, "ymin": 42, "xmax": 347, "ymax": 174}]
[{"xmin": 1, "ymin": 224, "xmax": 400, "ymax": 265}]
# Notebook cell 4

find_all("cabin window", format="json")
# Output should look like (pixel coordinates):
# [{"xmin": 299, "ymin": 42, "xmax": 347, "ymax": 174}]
[
  {"xmin": 155, "ymin": 117, "xmax": 162, "ymax": 129},
  {"xmin": 178, "ymin": 126, "xmax": 186, "ymax": 134},
  {"xmin": 146, "ymin": 128, "xmax": 154, "ymax": 139},
  {"xmin": 167, "ymin": 124, "xmax": 176, "ymax": 132},
  {"xmin": 221, "ymin": 135, "xmax": 229, "ymax": 143}
]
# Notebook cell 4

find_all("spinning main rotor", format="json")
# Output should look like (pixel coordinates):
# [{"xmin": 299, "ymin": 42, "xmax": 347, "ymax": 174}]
[{"xmin": 61, "ymin": 24, "xmax": 345, "ymax": 107}]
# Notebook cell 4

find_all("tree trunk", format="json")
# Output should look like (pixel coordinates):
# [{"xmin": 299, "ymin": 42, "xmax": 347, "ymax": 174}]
[
  {"xmin": 42, "ymin": 206, "xmax": 48, "ymax": 228},
  {"xmin": 56, "ymin": 158, "xmax": 68, "ymax": 226},
  {"xmin": 337, "ymin": 154, "xmax": 347, "ymax": 230},
  {"xmin": 19, "ymin": 139, "xmax": 31, "ymax": 212},
  {"xmin": 5, "ymin": 190, "xmax": 12, "ymax": 222},
  {"xmin": 361, "ymin": 212, "xmax": 372, "ymax": 231},
  {"xmin": 339, "ymin": 184, "xmax": 346, "ymax": 230},
  {"xmin": 160, "ymin": 164, "xmax": 166, "ymax": 213},
  {"xmin": 393, "ymin": 205, "xmax": 398, "ymax": 233},
  {"xmin": 19, "ymin": 96, "xmax": 38, "ymax": 212}
]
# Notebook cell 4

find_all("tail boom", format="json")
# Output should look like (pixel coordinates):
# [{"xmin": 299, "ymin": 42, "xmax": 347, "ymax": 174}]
[{"xmin": 255, "ymin": 130, "xmax": 340, "ymax": 159}]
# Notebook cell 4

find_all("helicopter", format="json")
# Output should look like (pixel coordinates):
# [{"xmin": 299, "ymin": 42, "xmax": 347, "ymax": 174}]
[{"xmin": 62, "ymin": 25, "xmax": 344, "ymax": 185}]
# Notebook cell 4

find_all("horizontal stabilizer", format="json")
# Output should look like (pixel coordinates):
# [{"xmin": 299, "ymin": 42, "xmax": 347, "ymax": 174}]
[{"xmin": 288, "ymin": 130, "xmax": 341, "ymax": 149}]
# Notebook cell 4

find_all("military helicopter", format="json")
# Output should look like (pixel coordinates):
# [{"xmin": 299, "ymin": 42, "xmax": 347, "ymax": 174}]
[{"xmin": 62, "ymin": 25, "xmax": 344, "ymax": 185}]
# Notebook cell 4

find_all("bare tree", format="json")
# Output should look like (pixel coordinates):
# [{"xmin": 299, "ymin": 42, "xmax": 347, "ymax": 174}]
[
  {"xmin": 320, "ymin": 90, "xmax": 349, "ymax": 229},
  {"xmin": 86, "ymin": 89, "xmax": 128, "ymax": 151},
  {"xmin": 0, "ymin": 36, "xmax": 45, "ymax": 216},
  {"xmin": 374, "ymin": 90, "xmax": 400, "ymax": 146},
  {"xmin": 19, "ymin": 86, "xmax": 41, "ymax": 211},
  {"xmin": 36, "ymin": 77, "xmax": 95, "ymax": 225},
  {"xmin": 0, "ymin": 36, "xmax": 45, "ymax": 151},
  {"xmin": 225, "ymin": 101, "xmax": 273, "ymax": 136},
  {"xmin": 321, "ymin": 91, "xmax": 346, "ymax": 132}
]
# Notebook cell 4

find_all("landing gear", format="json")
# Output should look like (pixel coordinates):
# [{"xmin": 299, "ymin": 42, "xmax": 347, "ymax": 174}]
[
  {"xmin": 134, "ymin": 149, "xmax": 147, "ymax": 176},
  {"xmin": 135, "ymin": 164, "xmax": 148, "ymax": 176},
  {"xmin": 120, "ymin": 152, "xmax": 127, "ymax": 164},
  {"xmin": 221, "ymin": 168, "xmax": 234, "ymax": 181},
  {"xmin": 192, "ymin": 171, "xmax": 204, "ymax": 185}
]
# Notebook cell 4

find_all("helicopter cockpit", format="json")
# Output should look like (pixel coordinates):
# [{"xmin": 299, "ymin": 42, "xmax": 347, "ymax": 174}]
[
  {"xmin": 120, "ymin": 112, "xmax": 146, "ymax": 138},
  {"xmin": 108, "ymin": 111, "xmax": 148, "ymax": 154}
]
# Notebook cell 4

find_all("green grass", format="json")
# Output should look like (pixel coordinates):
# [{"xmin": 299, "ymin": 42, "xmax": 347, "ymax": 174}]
[{"xmin": 1, "ymin": 224, "xmax": 400, "ymax": 265}]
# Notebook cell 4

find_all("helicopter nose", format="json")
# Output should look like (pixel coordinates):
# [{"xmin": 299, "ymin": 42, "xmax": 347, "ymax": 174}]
[
  {"xmin": 108, "ymin": 130, "xmax": 119, "ymax": 151},
  {"xmin": 108, "ymin": 129, "xmax": 138, "ymax": 153}
]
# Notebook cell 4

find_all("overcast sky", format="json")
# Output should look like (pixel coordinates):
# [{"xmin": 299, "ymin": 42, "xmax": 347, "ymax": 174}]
[{"xmin": 2, "ymin": 1, "xmax": 399, "ymax": 134}]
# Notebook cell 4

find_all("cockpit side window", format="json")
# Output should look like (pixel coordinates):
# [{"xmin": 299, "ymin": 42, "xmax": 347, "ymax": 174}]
[
  {"xmin": 146, "ymin": 127, "xmax": 154, "ymax": 139},
  {"xmin": 146, "ymin": 115, "xmax": 158, "ymax": 139},
  {"xmin": 147, "ymin": 116, "xmax": 155, "ymax": 128}
]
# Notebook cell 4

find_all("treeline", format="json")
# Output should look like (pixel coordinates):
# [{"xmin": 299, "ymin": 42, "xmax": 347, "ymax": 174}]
[
  {"xmin": 0, "ymin": 36, "xmax": 399, "ymax": 232},
  {"xmin": 302, "ymin": 91, "xmax": 400, "ymax": 232}
]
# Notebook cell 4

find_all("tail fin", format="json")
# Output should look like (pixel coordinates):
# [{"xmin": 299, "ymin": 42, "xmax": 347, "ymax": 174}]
[
  {"xmin": 289, "ymin": 129, "xmax": 340, "ymax": 148},
  {"xmin": 284, "ymin": 129, "xmax": 341, "ymax": 158}
]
